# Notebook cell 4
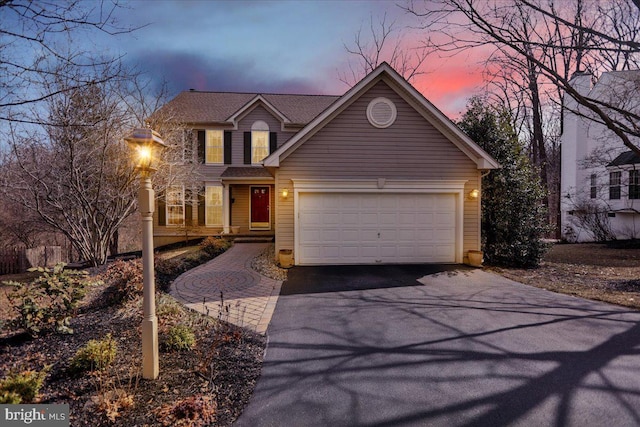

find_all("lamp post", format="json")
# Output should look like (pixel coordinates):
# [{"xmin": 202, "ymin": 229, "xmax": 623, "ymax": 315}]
[{"xmin": 124, "ymin": 128, "xmax": 166, "ymax": 380}]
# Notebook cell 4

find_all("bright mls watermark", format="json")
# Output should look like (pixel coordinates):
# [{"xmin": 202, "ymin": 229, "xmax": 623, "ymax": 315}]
[{"xmin": 1, "ymin": 405, "xmax": 69, "ymax": 426}]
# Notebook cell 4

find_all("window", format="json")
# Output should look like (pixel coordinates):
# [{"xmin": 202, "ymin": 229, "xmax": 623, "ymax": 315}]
[
  {"xmin": 590, "ymin": 174, "xmax": 597, "ymax": 199},
  {"xmin": 206, "ymin": 130, "xmax": 223, "ymax": 164},
  {"xmin": 205, "ymin": 186, "xmax": 223, "ymax": 225},
  {"xmin": 166, "ymin": 186, "xmax": 184, "ymax": 226},
  {"xmin": 251, "ymin": 121, "xmax": 269, "ymax": 164},
  {"xmin": 609, "ymin": 171, "xmax": 621, "ymax": 200},
  {"xmin": 630, "ymin": 170, "xmax": 640, "ymax": 200}
]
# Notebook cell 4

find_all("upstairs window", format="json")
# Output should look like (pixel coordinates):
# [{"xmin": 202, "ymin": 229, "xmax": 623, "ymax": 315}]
[
  {"xmin": 630, "ymin": 170, "xmax": 640, "ymax": 200},
  {"xmin": 206, "ymin": 130, "xmax": 223, "ymax": 164},
  {"xmin": 590, "ymin": 174, "xmax": 597, "ymax": 199},
  {"xmin": 609, "ymin": 171, "xmax": 621, "ymax": 200},
  {"xmin": 166, "ymin": 186, "xmax": 184, "ymax": 226},
  {"xmin": 251, "ymin": 121, "xmax": 269, "ymax": 164}
]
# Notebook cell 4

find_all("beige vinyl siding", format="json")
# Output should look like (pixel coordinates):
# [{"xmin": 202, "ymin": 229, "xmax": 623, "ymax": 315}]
[
  {"xmin": 230, "ymin": 184, "xmax": 276, "ymax": 233},
  {"xmin": 235, "ymin": 105, "xmax": 295, "ymax": 163},
  {"xmin": 275, "ymin": 80, "xmax": 481, "ymax": 260}
]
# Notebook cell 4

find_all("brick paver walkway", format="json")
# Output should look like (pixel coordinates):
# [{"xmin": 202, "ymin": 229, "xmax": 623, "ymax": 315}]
[{"xmin": 169, "ymin": 243, "xmax": 282, "ymax": 334}]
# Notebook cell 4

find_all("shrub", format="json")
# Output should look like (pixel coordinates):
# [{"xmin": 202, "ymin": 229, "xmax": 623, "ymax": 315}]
[
  {"xmin": 157, "ymin": 294, "xmax": 184, "ymax": 319},
  {"xmin": 163, "ymin": 324, "xmax": 196, "ymax": 351},
  {"xmin": 91, "ymin": 388, "xmax": 135, "ymax": 422},
  {"xmin": 157, "ymin": 395, "xmax": 216, "ymax": 426},
  {"xmin": 0, "ymin": 390, "xmax": 22, "ymax": 404},
  {"xmin": 458, "ymin": 98, "xmax": 551, "ymax": 267},
  {"xmin": 5, "ymin": 264, "xmax": 88, "ymax": 336},
  {"xmin": 101, "ymin": 259, "xmax": 143, "ymax": 305},
  {"xmin": 199, "ymin": 237, "xmax": 231, "ymax": 257},
  {"xmin": 0, "ymin": 367, "xmax": 49, "ymax": 403},
  {"xmin": 70, "ymin": 334, "xmax": 117, "ymax": 373},
  {"xmin": 155, "ymin": 258, "xmax": 187, "ymax": 292}
]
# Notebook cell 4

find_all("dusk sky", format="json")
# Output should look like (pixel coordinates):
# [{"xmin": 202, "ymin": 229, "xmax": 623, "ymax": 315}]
[{"xmin": 92, "ymin": 1, "xmax": 487, "ymax": 118}]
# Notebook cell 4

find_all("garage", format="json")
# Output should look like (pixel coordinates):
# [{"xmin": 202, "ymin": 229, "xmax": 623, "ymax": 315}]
[{"xmin": 296, "ymin": 192, "xmax": 458, "ymax": 265}]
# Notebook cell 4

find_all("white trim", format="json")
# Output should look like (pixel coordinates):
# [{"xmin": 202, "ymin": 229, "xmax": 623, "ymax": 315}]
[
  {"xmin": 227, "ymin": 95, "xmax": 291, "ymax": 127},
  {"xmin": 222, "ymin": 184, "xmax": 230, "ymax": 233},
  {"xmin": 264, "ymin": 63, "xmax": 499, "ymax": 170},
  {"xmin": 250, "ymin": 185, "xmax": 272, "ymax": 230},
  {"xmin": 293, "ymin": 179, "xmax": 466, "ymax": 264},
  {"xmin": 292, "ymin": 179, "xmax": 467, "ymax": 191}
]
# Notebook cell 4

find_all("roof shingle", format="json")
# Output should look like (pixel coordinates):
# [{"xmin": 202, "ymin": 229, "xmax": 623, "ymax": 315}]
[
  {"xmin": 608, "ymin": 151, "xmax": 640, "ymax": 166},
  {"xmin": 155, "ymin": 91, "xmax": 340, "ymax": 125}
]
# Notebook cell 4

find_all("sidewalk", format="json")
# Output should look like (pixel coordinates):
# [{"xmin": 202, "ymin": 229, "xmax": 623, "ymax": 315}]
[{"xmin": 169, "ymin": 243, "xmax": 282, "ymax": 334}]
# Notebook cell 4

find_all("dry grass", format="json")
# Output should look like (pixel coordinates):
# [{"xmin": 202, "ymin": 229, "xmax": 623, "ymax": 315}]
[{"xmin": 492, "ymin": 242, "xmax": 640, "ymax": 309}]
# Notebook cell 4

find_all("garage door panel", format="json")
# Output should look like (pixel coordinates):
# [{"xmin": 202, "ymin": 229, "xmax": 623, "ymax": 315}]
[
  {"xmin": 298, "ymin": 192, "xmax": 457, "ymax": 264},
  {"xmin": 360, "ymin": 245, "xmax": 378, "ymax": 258},
  {"xmin": 360, "ymin": 212, "xmax": 378, "ymax": 225}
]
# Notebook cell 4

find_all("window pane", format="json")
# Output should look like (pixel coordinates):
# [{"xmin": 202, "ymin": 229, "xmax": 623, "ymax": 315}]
[
  {"xmin": 166, "ymin": 186, "xmax": 184, "ymax": 225},
  {"xmin": 206, "ymin": 130, "xmax": 223, "ymax": 164},
  {"xmin": 609, "ymin": 171, "xmax": 621, "ymax": 200},
  {"xmin": 206, "ymin": 186, "xmax": 223, "ymax": 225},
  {"xmin": 252, "ymin": 131, "xmax": 269, "ymax": 163},
  {"xmin": 630, "ymin": 171, "xmax": 640, "ymax": 200}
]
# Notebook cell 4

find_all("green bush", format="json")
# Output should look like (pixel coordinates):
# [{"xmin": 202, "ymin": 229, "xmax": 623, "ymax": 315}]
[
  {"xmin": 70, "ymin": 334, "xmax": 117, "ymax": 373},
  {"xmin": 101, "ymin": 259, "xmax": 143, "ymax": 305},
  {"xmin": 5, "ymin": 264, "xmax": 88, "ymax": 336},
  {"xmin": 199, "ymin": 237, "xmax": 231, "ymax": 257},
  {"xmin": 458, "ymin": 98, "xmax": 551, "ymax": 267},
  {"xmin": 163, "ymin": 324, "xmax": 196, "ymax": 351},
  {"xmin": 0, "ymin": 367, "xmax": 49, "ymax": 403}
]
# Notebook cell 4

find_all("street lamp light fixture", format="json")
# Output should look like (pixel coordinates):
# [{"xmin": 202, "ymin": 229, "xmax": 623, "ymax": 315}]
[
  {"xmin": 125, "ymin": 128, "xmax": 166, "ymax": 173},
  {"xmin": 124, "ymin": 127, "xmax": 166, "ymax": 380}
]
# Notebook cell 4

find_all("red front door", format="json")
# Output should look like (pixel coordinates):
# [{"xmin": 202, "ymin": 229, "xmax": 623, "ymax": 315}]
[{"xmin": 251, "ymin": 186, "xmax": 270, "ymax": 229}]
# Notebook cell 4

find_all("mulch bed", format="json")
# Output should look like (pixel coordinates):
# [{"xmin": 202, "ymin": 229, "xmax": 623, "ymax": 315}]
[{"xmin": 0, "ymin": 284, "xmax": 265, "ymax": 426}]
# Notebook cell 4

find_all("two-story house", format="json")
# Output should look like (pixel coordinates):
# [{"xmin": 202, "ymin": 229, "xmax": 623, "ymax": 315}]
[
  {"xmin": 152, "ymin": 63, "xmax": 499, "ymax": 265},
  {"xmin": 560, "ymin": 70, "xmax": 640, "ymax": 242}
]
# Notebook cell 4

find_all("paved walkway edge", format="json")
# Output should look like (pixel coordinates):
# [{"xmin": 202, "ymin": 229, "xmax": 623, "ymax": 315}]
[{"xmin": 169, "ymin": 243, "xmax": 282, "ymax": 335}]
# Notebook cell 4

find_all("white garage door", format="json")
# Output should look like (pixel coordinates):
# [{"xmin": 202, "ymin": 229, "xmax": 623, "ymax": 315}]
[{"xmin": 297, "ymin": 192, "xmax": 457, "ymax": 264}]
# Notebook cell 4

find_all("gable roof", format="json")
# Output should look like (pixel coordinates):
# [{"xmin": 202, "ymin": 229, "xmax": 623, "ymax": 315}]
[
  {"xmin": 154, "ymin": 91, "xmax": 339, "ymax": 126},
  {"xmin": 263, "ymin": 62, "xmax": 499, "ymax": 170},
  {"xmin": 608, "ymin": 150, "xmax": 640, "ymax": 167}
]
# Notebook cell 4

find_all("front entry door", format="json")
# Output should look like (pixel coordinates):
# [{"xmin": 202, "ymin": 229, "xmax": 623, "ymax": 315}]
[{"xmin": 250, "ymin": 186, "xmax": 270, "ymax": 230}]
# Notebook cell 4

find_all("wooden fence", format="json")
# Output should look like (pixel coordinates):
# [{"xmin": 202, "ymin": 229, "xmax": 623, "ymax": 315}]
[{"xmin": 0, "ymin": 246, "xmax": 62, "ymax": 275}]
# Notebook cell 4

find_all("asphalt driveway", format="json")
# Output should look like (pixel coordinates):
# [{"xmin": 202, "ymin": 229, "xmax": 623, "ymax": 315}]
[{"xmin": 235, "ymin": 265, "xmax": 640, "ymax": 427}]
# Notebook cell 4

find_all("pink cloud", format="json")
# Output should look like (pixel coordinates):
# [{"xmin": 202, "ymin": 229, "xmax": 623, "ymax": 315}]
[{"xmin": 414, "ymin": 59, "xmax": 490, "ymax": 119}]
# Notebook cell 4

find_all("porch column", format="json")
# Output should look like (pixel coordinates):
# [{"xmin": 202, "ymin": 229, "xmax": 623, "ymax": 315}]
[{"xmin": 223, "ymin": 183, "xmax": 231, "ymax": 234}]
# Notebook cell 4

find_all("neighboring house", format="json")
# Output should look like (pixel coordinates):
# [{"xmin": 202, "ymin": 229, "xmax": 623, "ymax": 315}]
[
  {"xmin": 560, "ymin": 70, "xmax": 640, "ymax": 242},
  {"xmin": 153, "ymin": 63, "xmax": 499, "ymax": 265}
]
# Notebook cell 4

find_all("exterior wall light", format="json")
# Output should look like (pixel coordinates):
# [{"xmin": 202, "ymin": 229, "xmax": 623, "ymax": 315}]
[
  {"xmin": 281, "ymin": 188, "xmax": 289, "ymax": 198},
  {"xmin": 469, "ymin": 189, "xmax": 480, "ymax": 199},
  {"xmin": 124, "ymin": 127, "xmax": 167, "ymax": 380}
]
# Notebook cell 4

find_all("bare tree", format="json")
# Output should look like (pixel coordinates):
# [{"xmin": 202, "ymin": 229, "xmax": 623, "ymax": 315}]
[
  {"xmin": 0, "ymin": 0, "xmax": 139, "ymax": 125},
  {"xmin": 339, "ymin": 12, "xmax": 430, "ymax": 86},
  {"xmin": 0, "ymin": 60, "xmax": 200, "ymax": 266},
  {"xmin": 405, "ymin": 0, "xmax": 640, "ymax": 156}
]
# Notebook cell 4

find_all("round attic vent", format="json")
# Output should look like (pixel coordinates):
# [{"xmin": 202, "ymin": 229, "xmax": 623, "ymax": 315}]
[{"xmin": 367, "ymin": 97, "xmax": 397, "ymax": 128}]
